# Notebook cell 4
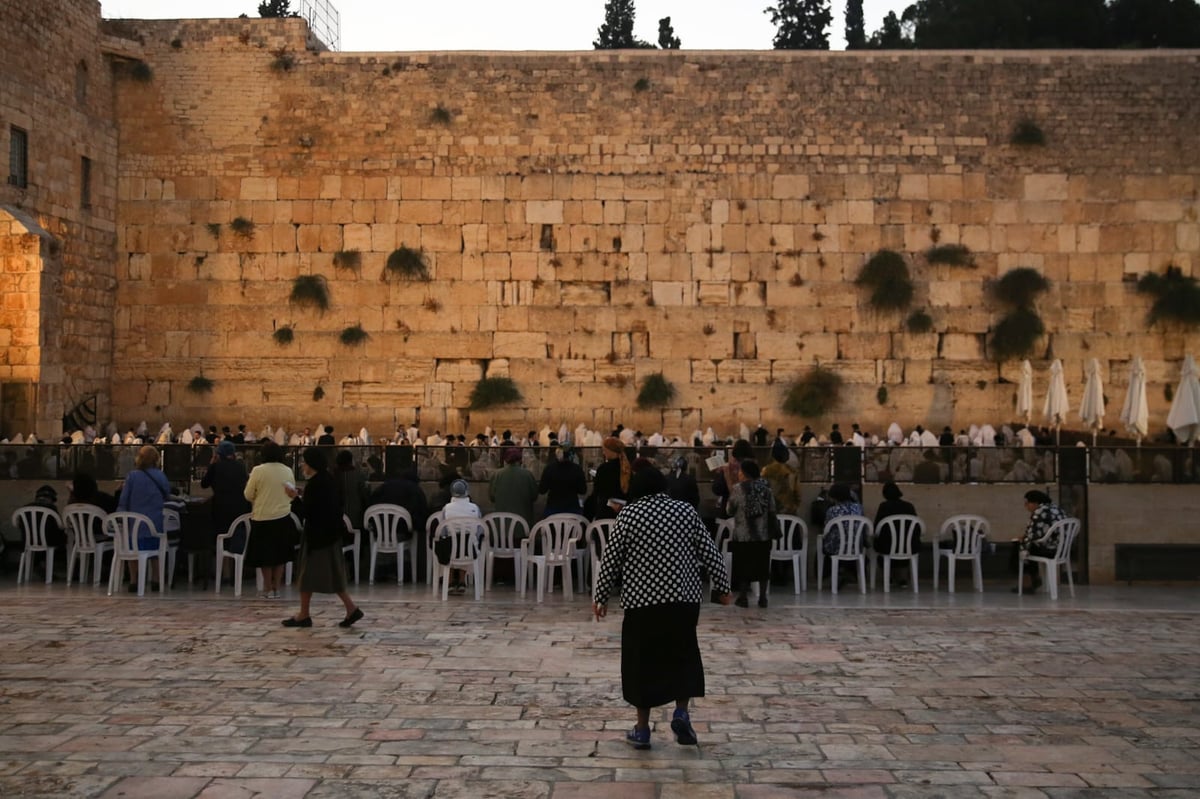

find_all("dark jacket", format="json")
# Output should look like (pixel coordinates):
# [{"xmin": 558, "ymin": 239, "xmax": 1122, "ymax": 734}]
[
  {"xmin": 874, "ymin": 497, "xmax": 919, "ymax": 554},
  {"xmin": 665, "ymin": 470, "xmax": 700, "ymax": 509},
  {"xmin": 301, "ymin": 469, "xmax": 345, "ymax": 549},
  {"xmin": 539, "ymin": 459, "xmax": 588, "ymax": 515},
  {"xmin": 201, "ymin": 458, "xmax": 250, "ymax": 535},
  {"xmin": 368, "ymin": 475, "xmax": 428, "ymax": 534},
  {"xmin": 587, "ymin": 458, "xmax": 626, "ymax": 520}
]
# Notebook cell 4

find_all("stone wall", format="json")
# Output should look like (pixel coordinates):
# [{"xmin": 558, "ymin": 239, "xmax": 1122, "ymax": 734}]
[
  {"xmin": 23, "ymin": 12, "xmax": 1200, "ymax": 439},
  {"xmin": 0, "ymin": 0, "xmax": 119, "ymax": 438}
]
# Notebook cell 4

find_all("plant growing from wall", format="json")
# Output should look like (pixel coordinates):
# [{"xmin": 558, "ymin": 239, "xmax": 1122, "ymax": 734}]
[
  {"xmin": 333, "ymin": 249, "xmax": 361, "ymax": 271},
  {"xmin": 990, "ymin": 307, "xmax": 1046, "ymax": 361},
  {"xmin": 783, "ymin": 366, "xmax": 842, "ymax": 418},
  {"xmin": 468, "ymin": 376, "xmax": 522, "ymax": 410},
  {"xmin": 386, "ymin": 245, "xmax": 430, "ymax": 280},
  {"xmin": 339, "ymin": 324, "xmax": 369, "ymax": 346},
  {"xmin": 876, "ymin": 385, "xmax": 889, "ymax": 405},
  {"xmin": 272, "ymin": 325, "xmax": 294, "ymax": 345},
  {"xmin": 229, "ymin": 217, "xmax": 255, "ymax": 239},
  {"xmin": 312, "ymin": 385, "xmax": 325, "ymax": 401},
  {"xmin": 633, "ymin": 77, "xmax": 651, "ymax": 92},
  {"xmin": 855, "ymin": 249, "xmax": 914, "ymax": 311},
  {"xmin": 905, "ymin": 310, "xmax": 934, "ymax": 334},
  {"xmin": 989, "ymin": 267, "xmax": 1051, "ymax": 361},
  {"xmin": 289, "ymin": 275, "xmax": 330, "ymax": 312},
  {"xmin": 270, "ymin": 48, "xmax": 296, "ymax": 72},
  {"xmin": 205, "ymin": 222, "xmax": 221, "ymax": 239},
  {"xmin": 430, "ymin": 104, "xmax": 453, "ymax": 125},
  {"xmin": 1010, "ymin": 118, "xmax": 1046, "ymax": 146},
  {"xmin": 636, "ymin": 373, "xmax": 676, "ymax": 409},
  {"xmin": 1136, "ymin": 266, "xmax": 1200, "ymax": 328},
  {"xmin": 992, "ymin": 267, "xmax": 1050, "ymax": 307},
  {"xmin": 186, "ymin": 375, "xmax": 214, "ymax": 395},
  {"xmin": 925, "ymin": 243, "xmax": 975, "ymax": 267}
]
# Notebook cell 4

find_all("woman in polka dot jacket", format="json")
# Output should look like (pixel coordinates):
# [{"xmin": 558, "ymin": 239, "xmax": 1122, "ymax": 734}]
[{"xmin": 593, "ymin": 461, "xmax": 731, "ymax": 750}]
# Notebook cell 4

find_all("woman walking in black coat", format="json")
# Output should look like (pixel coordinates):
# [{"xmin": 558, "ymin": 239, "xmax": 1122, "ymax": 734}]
[{"xmin": 282, "ymin": 448, "xmax": 363, "ymax": 628}]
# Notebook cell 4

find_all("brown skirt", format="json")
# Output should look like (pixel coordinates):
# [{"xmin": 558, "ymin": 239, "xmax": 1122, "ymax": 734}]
[{"xmin": 297, "ymin": 541, "xmax": 348, "ymax": 595}]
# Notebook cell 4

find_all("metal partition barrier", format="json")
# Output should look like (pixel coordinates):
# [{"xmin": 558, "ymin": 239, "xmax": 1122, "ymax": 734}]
[{"xmin": 297, "ymin": 0, "xmax": 340, "ymax": 50}]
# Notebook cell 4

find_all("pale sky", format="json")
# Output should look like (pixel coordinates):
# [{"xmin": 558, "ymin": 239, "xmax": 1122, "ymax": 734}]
[{"xmin": 100, "ymin": 1, "xmax": 911, "ymax": 52}]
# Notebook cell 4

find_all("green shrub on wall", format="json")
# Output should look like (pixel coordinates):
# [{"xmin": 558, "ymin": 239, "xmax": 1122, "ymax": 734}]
[
  {"xmin": 186, "ymin": 375, "xmax": 214, "ymax": 395},
  {"xmin": 905, "ymin": 310, "xmax": 934, "ymax": 334},
  {"xmin": 855, "ymin": 250, "xmax": 914, "ymax": 311},
  {"xmin": 925, "ymin": 243, "xmax": 975, "ymax": 267},
  {"xmin": 991, "ymin": 267, "xmax": 1050, "ymax": 308},
  {"xmin": 333, "ymin": 249, "xmax": 362, "ymax": 271},
  {"xmin": 1136, "ymin": 266, "xmax": 1200, "ymax": 328},
  {"xmin": 783, "ymin": 367, "xmax": 842, "ymax": 418},
  {"xmin": 339, "ymin": 325, "xmax": 369, "ymax": 346},
  {"xmin": 636, "ymin": 373, "xmax": 676, "ymax": 409},
  {"xmin": 990, "ymin": 307, "xmax": 1046, "ymax": 361},
  {"xmin": 272, "ymin": 325, "xmax": 294, "ymax": 345},
  {"xmin": 290, "ymin": 275, "xmax": 330, "ymax": 312},
  {"xmin": 386, "ymin": 246, "xmax": 430, "ymax": 280},
  {"xmin": 468, "ymin": 377, "xmax": 522, "ymax": 411}
]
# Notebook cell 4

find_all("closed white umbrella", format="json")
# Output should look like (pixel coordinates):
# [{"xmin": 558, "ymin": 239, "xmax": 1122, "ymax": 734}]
[
  {"xmin": 1166, "ymin": 354, "xmax": 1200, "ymax": 445},
  {"xmin": 1119, "ymin": 356, "xmax": 1149, "ymax": 446},
  {"xmin": 1016, "ymin": 359, "xmax": 1034, "ymax": 424},
  {"xmin": 1078, "ymin": 358, "xmax": 1106, "ymax": 446},
  {"xmin": 1043, "ymin": 359, "xmax": 1070, "ymax": 444}
]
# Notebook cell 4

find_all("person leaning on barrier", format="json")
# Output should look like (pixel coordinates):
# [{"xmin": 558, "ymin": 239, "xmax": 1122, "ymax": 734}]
[
  {"xmin": 1011, "ymin": 489, "xmax": 1067, "ymax": 594},
  {"xmin": 592, "ymin": 460, "xmax": 731, "ymax": 751}
]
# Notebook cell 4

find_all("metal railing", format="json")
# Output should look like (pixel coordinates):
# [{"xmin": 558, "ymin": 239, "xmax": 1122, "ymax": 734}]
[{"xmin": 297, "ymin": 0, "xmax": 340, "ymax": 51}]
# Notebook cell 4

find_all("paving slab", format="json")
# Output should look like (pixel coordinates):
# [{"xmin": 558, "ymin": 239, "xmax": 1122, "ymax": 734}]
[{"xmin": 0, "ymin": 580, "xmax": 1196, "ymax": 798}]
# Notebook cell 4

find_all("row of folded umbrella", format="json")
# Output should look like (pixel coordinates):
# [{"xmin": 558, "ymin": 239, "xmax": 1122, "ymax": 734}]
[{"xmin": 1016, "ymin": 355, "xmax": 1200, "ymax": 445}]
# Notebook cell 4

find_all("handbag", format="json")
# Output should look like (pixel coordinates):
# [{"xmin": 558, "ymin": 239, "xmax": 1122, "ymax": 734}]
[
  {"xmin": 434, "ymin": 534, "xmax": 453, "ymax": 566},
  {"xmin": 767, "ymin": 506, "xmax": 783, "ymax": 541}
]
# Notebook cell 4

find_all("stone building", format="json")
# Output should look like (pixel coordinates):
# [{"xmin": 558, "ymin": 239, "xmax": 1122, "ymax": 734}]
[{"xmin": 3, "ymin": 1, "xmax": 1199, "ymax": 440}]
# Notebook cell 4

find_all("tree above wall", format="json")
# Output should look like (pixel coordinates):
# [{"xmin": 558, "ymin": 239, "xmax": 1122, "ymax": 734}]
[{"xmin": 258, "ymin": 0, "xmax": 298, "ymax": 18}]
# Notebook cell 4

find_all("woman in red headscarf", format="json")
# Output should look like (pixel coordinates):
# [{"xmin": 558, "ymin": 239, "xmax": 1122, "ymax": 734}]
[{"xmin": 587, "ymin": 436, "xmax": 630, "ymax": 519}]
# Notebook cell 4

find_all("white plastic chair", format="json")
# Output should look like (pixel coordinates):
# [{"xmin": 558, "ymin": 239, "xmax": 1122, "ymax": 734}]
[
  {"xmin": 105, "ymin": 511, "xmax": 171, "ymax": 596},
  {"xmin": 585, "ymin": 518, "xmax": 614, "ymax": 593},
  {"xmin": 432, "ymin": 517, "xmax": 486, "ymax": 600},
  {"xmin": 63, "ymin": 503, "xmax": 112, "ymax": 587},
  {"xmin": 770, "ymin": 514, "xmax": 808, "ymax": 593},
  {"xmin": 560, "ymin": 513, "xmax": 592, "ymax": 590},
  {"xmin": 364, "ymin": 504, "xmax": 416, "ymax": 585},
  {"xmin": 215, "ymin": 513, "xmax": 253, "ymax": 596},
  {"xmin": 934, "ymin": 515, "xmax": 989, "ymax": 593},
  {"xmin": 162, "ymin": 507, "xmax": 181, "ymax": 588},
  {"xmin": 870, "ymin": 514, "xmax": 923, "ymax": 594},
  {"xmin": 1019, "ymin": 517, "xmax": 1081, "ymax": 600},
  {"xmin": 714, "ymin": 518, "xmax": 734, "ymax": 585},
  {"xmin": 342, "ymin": 514, "xmax": 361, "ymax": 585},
  {"xmin": 483, "ymin": 512, "xmax": 529, "ymax": 590},
  {"xmin": 520, "ymin": 514, "xmax": 583, "ymax": 602},
  {"xmin": 819, "ymin": 515, "xmax": 871, "ymax": 594},
  {"xmin": 13, "ymin": 505, "xmax": 64, "ymax": 585},
  {"xmin": 425, "ymin": 511, "xmax": 443, "ymax": 588}
]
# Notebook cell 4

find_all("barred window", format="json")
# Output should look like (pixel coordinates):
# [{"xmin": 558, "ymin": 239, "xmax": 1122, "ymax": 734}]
[{"xmin": 8, "ymin": 126, "xmax": 28, "ymax": 188}]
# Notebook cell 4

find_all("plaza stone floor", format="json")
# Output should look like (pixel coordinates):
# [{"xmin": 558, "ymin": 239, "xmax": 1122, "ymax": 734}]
[{"xmin": 0, "ymin": 577, "xmax": 1197, "ymax": 799}]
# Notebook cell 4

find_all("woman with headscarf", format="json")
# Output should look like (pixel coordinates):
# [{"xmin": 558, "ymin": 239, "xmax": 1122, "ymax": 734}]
[
  {"xmin": 873, "ymin": 481, "xmax": 918, "ymax": 587},
  {"xmin": 282, "ymin": 448, "xmax": 363, "ymax": 628},
  {"xmin": 244, "ymin": 440, "xmax": 296, "ymax": 600},
  {"xmin": 587, "ymin": 436, "xmax": 630, "ymax": 519},
  {"xmin": 201, "ymin": 440, "xmax": 251, "ymax": 552},
  {"xmin": 593, "ymin": 460, "xmax": 731, "ymax": 750},
  {"xmin": 712, "ymin": 439, "xmax": 754, "ymax": 514},
  {"xmin": 725, "ymin": 459, "xmax": 776, "ymax": 608},
  {"xmin": 665, "ymin": 454, "xmax": 700, "ymax": 509}
]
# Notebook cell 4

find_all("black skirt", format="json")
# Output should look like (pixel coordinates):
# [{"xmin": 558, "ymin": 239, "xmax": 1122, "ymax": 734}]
[
  {"xmin": 731, "ymin": 540, "xmax": 771, "ymax": 585},
  {"xmin": 621, "ymin": 602, "xmax": 704, "ymax": 709},
  {"xmin": 246, "ymin": 515, "xmax": 296, "ymax": 569}
]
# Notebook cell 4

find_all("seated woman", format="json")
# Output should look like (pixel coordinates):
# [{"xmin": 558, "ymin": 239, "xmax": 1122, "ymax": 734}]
[{"xmin": 873, "ymin": 481, "xmax": 919, "ymax": 587}]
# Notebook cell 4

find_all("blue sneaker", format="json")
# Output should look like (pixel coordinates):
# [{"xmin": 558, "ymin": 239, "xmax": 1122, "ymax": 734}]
[
  {"xmin": 625, "ymin": 725, "xmax": 651, "ymax": 750},
  {"xmin": 671, "ymin": 708, "xmax": 698, "ymax": 745}
]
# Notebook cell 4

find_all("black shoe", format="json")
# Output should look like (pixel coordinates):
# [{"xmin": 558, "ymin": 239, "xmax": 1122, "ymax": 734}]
[
  {"xmin": 281, "ymin": 616, "xmax": 312, "ymax": 628},
  {"xmin": 734, "ymin": 594, "xmax": 749, "ymax": 608},
  {"xmin": 338, "ymin": 607, "xmax": 364, "ymax": 628},
  {"xmin": 758, "ymin": 595, "xmax": 768, "ymax": 608}
]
